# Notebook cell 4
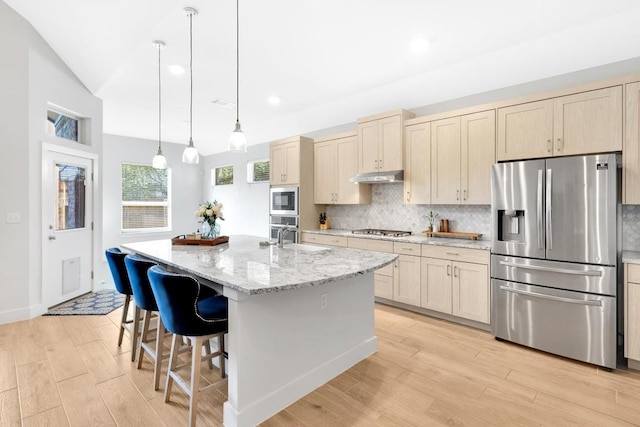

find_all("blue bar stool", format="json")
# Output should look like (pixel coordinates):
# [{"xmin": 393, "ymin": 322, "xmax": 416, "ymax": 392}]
[
  {"xmin": 147, "ymin": 265, "xmax": 228, "ymax": 427},
  {"xmin": 105, "ymin": 248, "xmax": 135, "ymax": 352},
  {"xmin": 124, "ymin": 254, "xmax": 166, "ymax": 390}
]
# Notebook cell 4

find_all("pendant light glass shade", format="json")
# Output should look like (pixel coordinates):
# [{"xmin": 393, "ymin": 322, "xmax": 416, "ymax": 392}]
[
  {"xmin": 182, "ymin": 139, "xmax": 199, "ymax": 164},
  {"xmin": 182, "ymin": 7, "xmax": 200, "ymax": 164},
  {"xmin": 229, "ymin": 121, "xmax": 247, "ymax": 152},
  {"xmin": 228, "ymin": 0, "xmax": 247, "ymax": 152},
  {"xmin": 152, "ymin": 40, "xmax": 167, "ymax": 169}
]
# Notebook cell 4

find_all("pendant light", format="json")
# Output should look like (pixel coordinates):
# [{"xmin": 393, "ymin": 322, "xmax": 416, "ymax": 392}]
[
  {"xmin": 182, "ymin": 7, "xmax": 200, "ymax": 164},
  {"xmin": 228, "ymin": 0, "xmax": 247, "ymax": 152},
  {"xmin": 152, "ymin": 40, "xmax": 168, "ymax": 169}
]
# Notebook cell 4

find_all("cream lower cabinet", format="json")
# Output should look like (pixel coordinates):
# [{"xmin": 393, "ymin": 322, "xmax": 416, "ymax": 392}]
[
  {"xmin": 625, "ymin": 264, "xmax": 640, "ymax": 365},
  {"xmin": 300, "ymin": 232, "xmax": 348, "ymax": 247},
  {"xmin": 393, "ymin": 243, "xmax": 421, "ymax": 306},
  {"xmin": 347, "ymin": 237, "xmax": 395, "ymax": 299},
  {"xmin": 420, "ymin": 246, "xmax": 490, "ymax": 324}
]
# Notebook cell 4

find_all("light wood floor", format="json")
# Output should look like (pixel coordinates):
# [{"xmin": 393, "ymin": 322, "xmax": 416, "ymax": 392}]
[{"xmin": 2, "ymin": 304, "xmax": 640, "ymax": 426}]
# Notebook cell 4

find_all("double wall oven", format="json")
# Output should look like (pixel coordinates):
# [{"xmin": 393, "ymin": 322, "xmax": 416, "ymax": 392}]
[{"xmin": 269, "ymin": 187, "xmax": 299, "ymax": 243}]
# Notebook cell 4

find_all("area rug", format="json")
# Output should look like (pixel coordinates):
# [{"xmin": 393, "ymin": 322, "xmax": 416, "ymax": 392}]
[{"xmin": 44, "ymin": 289, "xmax": 125, "ymax": 316}]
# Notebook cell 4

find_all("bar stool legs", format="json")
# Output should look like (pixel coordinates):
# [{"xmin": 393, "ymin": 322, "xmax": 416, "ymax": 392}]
[
  {"xmin": 118, "ymin": 294, "xmax": 132, "ymax": 347},
  {"xmin": 164, "ymin": 333, "xmax": 226, "ymax": 427},
  {"xmin": 136, "ymin": 309, "xmax": 166, "ymax": 390}
]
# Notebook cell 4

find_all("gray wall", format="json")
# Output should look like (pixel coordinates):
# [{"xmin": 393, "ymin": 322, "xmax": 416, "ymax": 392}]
[
  {"xmin": 98, "ymin": 134, "xmax": 203, "ymax": 289},
  {"xmin": 202, "ymin": 142, "xmax": 270, "ymax": 238},
  {"xmin": 0, "ymin": 1, "xmax": 102, "ymax": 323}
]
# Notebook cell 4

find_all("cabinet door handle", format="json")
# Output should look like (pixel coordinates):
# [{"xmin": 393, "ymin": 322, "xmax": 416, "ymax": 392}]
[
  {"xmin": 454, "ymin": 266, "xmax": 458, "ymax": 277},
  {"xmin": 547, "ymin": 139, "xmax": 552, "ymax": 152},
  {"xmin": 407, "ymin": 191, "xmax": 411, "ymax": 202},
  {"xmin": 447, "ymin": 265, "xmax": 451, "ymax": 276},
  {"xmin": 379, "ymin": 159, "xmax": 383, "ymax": 169},
  {"xmin": 463, "ymin": 189, "xmax": 467, "ymax": 200},
  {"xmin": 557, "ymin": 137, "xmax": 562, "ymax": 152},
  {"xmin": 456, "ymin": 190, "xmax": 459, "ymax": 201}
]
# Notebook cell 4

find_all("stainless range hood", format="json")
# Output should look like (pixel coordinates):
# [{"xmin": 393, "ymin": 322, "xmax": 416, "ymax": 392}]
[{"xmin": 350, "ymin": 170, "xmax": 403, "ymax": 183}]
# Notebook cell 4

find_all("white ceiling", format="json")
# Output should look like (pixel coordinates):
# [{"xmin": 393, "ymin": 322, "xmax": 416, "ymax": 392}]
[{"xmin": 5, "ymin": 0, "xmax": 640, "ymax": 155}]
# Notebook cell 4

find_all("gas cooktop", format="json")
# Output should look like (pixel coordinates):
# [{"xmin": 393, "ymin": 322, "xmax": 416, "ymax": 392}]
[{"xmin": 351, "ymin": 229, "xmax": 412, "ymax": 237}]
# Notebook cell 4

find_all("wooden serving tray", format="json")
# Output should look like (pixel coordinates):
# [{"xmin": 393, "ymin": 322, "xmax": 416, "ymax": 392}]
[
  {"xmin": 172, "ymin": 235, "xmax": 229, "ymax": 246},
  {"xmin": 422, "ymin": 231, "xmax": 482, "ymax": 240}
]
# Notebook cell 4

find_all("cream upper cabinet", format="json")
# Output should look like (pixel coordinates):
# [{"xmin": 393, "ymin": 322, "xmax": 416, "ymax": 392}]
[
  {"xmin": 404, "ymin": 122, "xmax": 431, "ymax": 204},
  {"xmin": 461, "ymin": 110, "xmax": 495, "ymax": 204},
  {"xmin": 497, "ymin": 86, "xmax": 622, "ymax": 161},
  {"xmin": 313, "ymin": 140, "xmax": 335, "ymax": 203},
  {"xmin": 553, "ymin": 86, "xmax": 622, "ymax": 156},
  {"xmin": 357, "ymin": 110, "xmax": 415, "ymax": 173},
  {"xmin": 314, "ymin": 132, "xmax": 371, "ymax": 205},
  {"xmin": 624, "ymin": 82, "xmax": 640, "ymax": 204},
  {"xmin": 497, "ymin": 99, "xmax": 553, "ymax": 161},
  {"xmin": 270, "ymin": 140, "xmax": 300, "ymax": 185},
  {"xmin": 431, "ymin": 110, "xmax": 495, "ymax": 205},
  {"xmin": 431, "ymin": 117, "xmax": 461, "ymax": 204}
]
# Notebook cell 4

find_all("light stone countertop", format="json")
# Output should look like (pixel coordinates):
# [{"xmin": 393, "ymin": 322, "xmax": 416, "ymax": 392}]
[
  {"xmin": 623, "ymin": 251, "xmax": 640, "ymax": 264},
  {"xmin": 302, "ymin": 229, "xmax": 492, "ymax": 250},
  {"xmin": 122, "ymin": 235, "xmax": 398, "ymax": 295}
]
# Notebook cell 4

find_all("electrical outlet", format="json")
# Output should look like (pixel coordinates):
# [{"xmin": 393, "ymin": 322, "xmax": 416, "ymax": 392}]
[
  {"xmin": 6, "ymin": 212, "xmax": 21, "ymax": 224},
  {"xmin": 320, "ymin": 293, "xmax": 328, "ymax": 310}
]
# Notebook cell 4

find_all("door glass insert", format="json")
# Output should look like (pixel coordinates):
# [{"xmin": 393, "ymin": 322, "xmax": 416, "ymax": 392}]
[{"xmin": 55, "ymin": 163, "xmax": 86, "ymax": 230}]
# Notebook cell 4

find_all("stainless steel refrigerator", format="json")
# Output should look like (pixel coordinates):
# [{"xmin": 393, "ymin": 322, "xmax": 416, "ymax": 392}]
[{"xmin": 491, "ymin": 153, "xmax": 621, "ymax": 369}]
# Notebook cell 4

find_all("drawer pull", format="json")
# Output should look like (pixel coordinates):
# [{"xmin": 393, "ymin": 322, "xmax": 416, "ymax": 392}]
[
  {"xmin": 446, "ymin": 252, "xmax": 459, "ymax": 256},
  {"xmin": 499, "ymin": 285, "xmax": 602, "ymax": 306}
]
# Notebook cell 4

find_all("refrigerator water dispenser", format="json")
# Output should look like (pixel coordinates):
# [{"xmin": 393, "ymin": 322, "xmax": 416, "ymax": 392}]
[{"xmin": 497, "ymin": 209, "xmax": 525, "ymax": 243}]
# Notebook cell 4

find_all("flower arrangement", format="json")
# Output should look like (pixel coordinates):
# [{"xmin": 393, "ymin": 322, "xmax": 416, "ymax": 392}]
[{"xmin": 195, "ymin": 200, "xmax": 224, "ymax": 238}]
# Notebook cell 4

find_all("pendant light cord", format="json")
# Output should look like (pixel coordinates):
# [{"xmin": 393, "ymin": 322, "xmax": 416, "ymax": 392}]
[
  {"xmin": 236, "ymin": 0, "xmax": 240, "ymax": 125},
  {"xmin": 189, "ymin": 12, "xmax": 194, "ymax": 142},
  {"xmin": 158, "ymin": 45, "xmax": 162, "ymax": 151}
]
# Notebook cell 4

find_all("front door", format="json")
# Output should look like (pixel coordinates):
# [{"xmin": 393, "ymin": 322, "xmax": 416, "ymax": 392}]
[{"xmin": 42, "ymin": 147, "xmax": 94, "ymax": 308}]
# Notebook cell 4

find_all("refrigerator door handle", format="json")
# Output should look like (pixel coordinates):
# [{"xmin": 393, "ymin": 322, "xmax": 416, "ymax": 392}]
[
  {"xmin": 498, "ymin": 260, "xmax": 603, "ymax": 276},
  {"xmin": 537, "ymin": 169, "xmax": 544, "ymax": 250},
  {"xmin": 499, "ymin": 285, "xmax": 602, "ymax": 306},
  {"xmin": 546, "ymin": 168, "xmax": 552, "ymax": 250}
]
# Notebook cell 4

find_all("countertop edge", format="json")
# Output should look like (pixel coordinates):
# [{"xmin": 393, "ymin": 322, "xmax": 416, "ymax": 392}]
[{"xmin": 302, "ymin": 229, "xmax": 492, "ymax": 250}]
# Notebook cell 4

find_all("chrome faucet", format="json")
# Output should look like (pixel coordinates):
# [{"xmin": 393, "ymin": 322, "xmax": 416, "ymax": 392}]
[{"xmin": 277, "ymin": 226, "xmax": 298, "ymax": 248}]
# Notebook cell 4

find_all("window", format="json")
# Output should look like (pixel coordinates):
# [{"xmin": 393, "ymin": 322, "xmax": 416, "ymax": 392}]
[
  {"xmin": 121, "ymin": 164, "xmax": 170, "ymax": 231},
  {"xmin": 247, "ymin": 159, "xmax": 270, "ymax": 183},
  {"xmin": 214, "ymin": 165, "xmax": 234, "ymax": 186},
  {"xmin": 47, "ymin": 109, "xmax": 79, "ymax": 142}
]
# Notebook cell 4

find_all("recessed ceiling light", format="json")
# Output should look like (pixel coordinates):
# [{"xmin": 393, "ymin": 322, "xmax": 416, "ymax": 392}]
[
  {"xmin": 169, "ymin": 64, "xmax": 185, "ymax": 75},
  {"xmin": 212, "ymin": 99, "xmax": 235, "ymax": 109},
  {"xmin": 410, "ymin": 37, "xmax": 429, "ymax": 54},
  {"xmin": 268, "ymin": 96, "xmax": 281, "ymax": 106}
]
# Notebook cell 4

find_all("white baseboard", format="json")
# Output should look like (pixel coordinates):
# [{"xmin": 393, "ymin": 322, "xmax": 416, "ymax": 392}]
[
  {"xmin": 223, "ymin": 337, "xmax": 377, "ymax": 427},
  {"xmin": 0, "ymin": 303, "xmax": 44, "ymax": 325}
]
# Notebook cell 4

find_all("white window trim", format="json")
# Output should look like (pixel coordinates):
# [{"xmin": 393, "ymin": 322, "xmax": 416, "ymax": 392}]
[
  {"xmin": 247, "ymin": 158, "xmax": 270, "ymax": 184},
  {"xmin": 211, "ymin": 164, "xmax": 235, "ymax": 186},
  {"xmin": 121, "ymin": 164, "xmax": 172, "ymax": 233}
]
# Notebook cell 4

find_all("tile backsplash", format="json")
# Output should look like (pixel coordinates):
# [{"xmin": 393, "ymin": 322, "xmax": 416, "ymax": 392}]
[
  {"xmin": 326, "ymin": 183, "xmax": 640, "ymax": 250},
  {"xmin": 326, "ymin": 183, "xmax": 491, "ymax": 238},
  {"xmin": 623, "ymin": 205, "xmax": 640, "ymax": 251}
]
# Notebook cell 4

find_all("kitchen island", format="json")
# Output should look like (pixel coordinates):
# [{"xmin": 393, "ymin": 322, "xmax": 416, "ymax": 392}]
[{"xmin": 122, "ymin": 235, "xmax": 397, "ymax": 427}]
